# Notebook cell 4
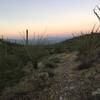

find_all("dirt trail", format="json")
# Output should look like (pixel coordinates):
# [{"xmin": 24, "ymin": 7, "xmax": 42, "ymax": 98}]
[
  {"xmin": 48, "ymin": 52, "xmax": 79, "ymax": 100},
  {"xmin": 48, "ymin": 52, "xmax": 100, "ymax": 100},
  {"xmin": 55, "ymin": 52, "xmax": 78, "ymax": 76}
]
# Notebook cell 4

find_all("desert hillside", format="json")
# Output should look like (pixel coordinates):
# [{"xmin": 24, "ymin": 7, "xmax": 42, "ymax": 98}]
[{"xmin": 0, "ymin": 33, "xmax": 100, "ymax": 100}]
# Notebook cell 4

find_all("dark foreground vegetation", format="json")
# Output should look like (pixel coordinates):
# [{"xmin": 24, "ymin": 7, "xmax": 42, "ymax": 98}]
[{"xmin": 0, "ymin": 32, "xmax": 100, "ymax": 100}]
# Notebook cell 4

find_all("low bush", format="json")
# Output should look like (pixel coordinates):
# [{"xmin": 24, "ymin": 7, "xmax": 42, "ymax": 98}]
[{"xmin": 77, "ymin": 33, "xmax": 100, "ymax": 70}]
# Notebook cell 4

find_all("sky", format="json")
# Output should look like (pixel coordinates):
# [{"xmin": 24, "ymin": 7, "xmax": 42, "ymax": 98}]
[{"xmin": 0, "ymin": 0, "xmax": 99, "ymax": 38}]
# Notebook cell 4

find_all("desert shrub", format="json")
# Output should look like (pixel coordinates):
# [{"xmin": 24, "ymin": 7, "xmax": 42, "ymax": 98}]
[
  {"xmin": 12, "ymin": 47, "xmax": 30, "ymax": 65},
  {"xmin": 37, "ymin": 61, "xmax": 56, "ymax": 78},
  {"xmin": 77, "ymin": 33, "xmax": 100, "ymax": 69},
  {"xmin": 48, "ymin": 56, "xmax": 60, "ymax": 63},
  {"xmin": 53, "ymin": 44, "xmax": 65, "ymax": 53},
  {"xmin": 45, "ymin": 61, "xmax": 57, "ymax": 69},
  {"xmin": 0, "ymin": 54, "xmax": 24, "ymax": 89},
  {"xmin": 24, "ymin": 45, "xmax": 49, "ymax": 69}
]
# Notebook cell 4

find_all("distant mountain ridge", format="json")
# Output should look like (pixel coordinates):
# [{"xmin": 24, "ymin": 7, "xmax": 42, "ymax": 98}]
[{"xmin": 4, "ymin": 36, "xmax": 71, "ymax": 44}]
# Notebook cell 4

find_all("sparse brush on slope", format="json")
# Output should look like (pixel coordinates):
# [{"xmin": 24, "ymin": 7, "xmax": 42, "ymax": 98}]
[
  {"xmin": 19, "ymin": 33, "xmax": 49, "ymax": 69},
  {"xmin": 0, "ymin": 34, "xmax": 49, "ymax": 93},
  {"xmin": 77, "ymin": 32, "xmax": 100, "ymax": 69}
]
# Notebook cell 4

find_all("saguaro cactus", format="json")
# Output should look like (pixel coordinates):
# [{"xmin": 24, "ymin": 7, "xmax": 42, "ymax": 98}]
[{"xmin": 26, "ymin": 29, "xmax": 29, "ymax": 45}]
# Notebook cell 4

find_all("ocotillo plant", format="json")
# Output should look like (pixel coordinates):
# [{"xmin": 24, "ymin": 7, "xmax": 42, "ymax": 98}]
[
  {"xmin": 19, "ymin": 30, "xmax": 49, "ymax": 69},
  {"xmin": 93, "ymin": 5, "xmax": 100, "ymax": 22}
]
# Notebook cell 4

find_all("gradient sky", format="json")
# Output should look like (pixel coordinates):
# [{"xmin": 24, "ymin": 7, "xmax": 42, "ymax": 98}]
[{"xmin": 0, "ymin": 0, "xmax": 99, "ymax": 38}]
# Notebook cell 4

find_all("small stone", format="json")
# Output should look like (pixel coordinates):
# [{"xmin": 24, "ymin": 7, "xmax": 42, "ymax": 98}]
[
  {"xmin": 70, "ymin": 86, "xmax": 75, "ymax": 90},
  {"xmin": 92, "ymin": 88, "xmax": 100, "ymax": 96},
  {"xmin": 59, "ymin": 96, "xmax": 63, "ymax": 100}
]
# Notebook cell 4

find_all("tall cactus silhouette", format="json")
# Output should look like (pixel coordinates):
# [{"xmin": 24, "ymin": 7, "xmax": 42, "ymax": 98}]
[{"xmin": 26, "ymin": 29, "xmax": 29, "ymax": 45}]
